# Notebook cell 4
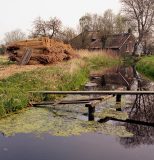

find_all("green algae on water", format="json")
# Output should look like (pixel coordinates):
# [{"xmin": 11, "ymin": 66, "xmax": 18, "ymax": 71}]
[
  {"xmin": 0, "ymin": 107, "xmax": 133, "ymax": 137},
  {"xmin": 95, "ymin": 108, "xmax": 128, "ymax": 120}
]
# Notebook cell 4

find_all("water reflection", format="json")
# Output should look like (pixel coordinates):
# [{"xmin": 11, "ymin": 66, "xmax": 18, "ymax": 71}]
[
  {"xmin": 120, "ymin": 88, "xmax": 154, "ymax": 148},
  {"xmin": 119, "ymin": 125, "xmax": 154, "ymax": 148},
  {"xmin": 91, "ymin": 65, "xmax": 145, "ymax": 91},
  {"xmin": 129, "ymin": 95, "xmax": 154, "ymax": 122},
  {"xmin": 119, "ymin": 94, "xmax": 154, "ymax": 147},
  {"xmin": 97, "ymin": 65, "xmax": 154, "ymax": 148},
  {"xmin": 101, "ymin": 65, "xmax": 135, "ymax": 90}
]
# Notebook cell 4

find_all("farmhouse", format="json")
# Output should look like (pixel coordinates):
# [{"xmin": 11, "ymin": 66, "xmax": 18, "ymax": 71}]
[{"xmin": 70, "ymin": 30, "xmax": 136, "ymax": 55}]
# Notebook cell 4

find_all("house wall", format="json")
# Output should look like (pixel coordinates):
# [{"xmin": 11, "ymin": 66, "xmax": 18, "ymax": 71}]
[
  {"xmin": 105, "ymin": 49, "xmax": 120, "ymax": 55},
  {"xmin": 119, "ymin": 35, "xmax": 136, "ymax": 56}
]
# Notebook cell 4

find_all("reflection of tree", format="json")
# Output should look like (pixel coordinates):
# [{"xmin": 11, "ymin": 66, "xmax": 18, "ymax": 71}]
[
  {"xmin": 130, "ymin": 95, "xmax": 154, "ymax": 122},
  {"xmin": 97, "ymin": 64, "xmax": 154, "ymax": 148},
  {"xmin": 119, "ymin": 124, "xmax": 154, "ymax": 148},
  {"xmin": 119, "ymin": 94, "xmax": 154, "ymax": 148},
  {"xmin": 130, "ymin": 64, "xmax": 154, "ymax": 121},
  {"xmin": 118, "ymin": 65, "xmax": 154, "ymax": 148}
]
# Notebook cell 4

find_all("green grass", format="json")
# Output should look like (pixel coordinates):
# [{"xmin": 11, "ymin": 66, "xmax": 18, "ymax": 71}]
[
  {"xmin": 0, "ymin": 56, "xmax": 15, "ymax": 67},
  {"xmin": 0, "ymin": 51, "xmax": 120, "ymax": 117},
  {"xmin": 136, "ymin": 56, "xmax": 154, "ymax": 80}
]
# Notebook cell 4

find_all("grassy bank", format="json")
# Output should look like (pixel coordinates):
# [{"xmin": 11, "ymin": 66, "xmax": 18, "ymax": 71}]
[
  {"xmin": 0, "ymin": 50, "xmax": 120, "ymax": 117},
  {"xmin": 136, "ymin": 56, "xmax": 154, "ymax": 80},
  {"xmin": 0, "ymin": 55, "xmax": 14, "ymax": 66}
]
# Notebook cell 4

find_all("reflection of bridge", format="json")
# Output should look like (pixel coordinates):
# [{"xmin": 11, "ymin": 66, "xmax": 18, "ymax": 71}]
[{"xmin": 29, "ymin": 90, "xmax": 154, "ymax": 121}]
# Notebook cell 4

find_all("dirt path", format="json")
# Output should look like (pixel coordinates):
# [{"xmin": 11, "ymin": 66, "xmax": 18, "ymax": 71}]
[{"xmin": 0, "ymin": 64, "xmax": 45, "ymax": 80}]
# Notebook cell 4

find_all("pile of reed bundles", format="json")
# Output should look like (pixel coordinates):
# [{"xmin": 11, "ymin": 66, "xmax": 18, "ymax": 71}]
[{"xmin": 6, "ymin": 37, "xmax": 76, "ymax": 65}]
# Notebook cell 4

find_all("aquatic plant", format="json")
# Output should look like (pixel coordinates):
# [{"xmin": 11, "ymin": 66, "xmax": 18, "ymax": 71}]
[{"xmin": 0, "ymin": 107, "xmax": 133, "ymax": 137}]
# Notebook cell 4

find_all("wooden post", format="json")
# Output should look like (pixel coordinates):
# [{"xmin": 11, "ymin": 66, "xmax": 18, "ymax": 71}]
[
  {"xmin": 86, "ymin": 104, "xmax": 95, "ymax": 121},
  {"xmin": 85, "ymin": 100, "xmax": 100, "ymax": 121},
  {"xmin": 89, "ymin": 105, "xmax": 95, "ymax": 121},
  {"xmin": 116, "ymin": 94, "xmax": 122, "ymax": 111}
]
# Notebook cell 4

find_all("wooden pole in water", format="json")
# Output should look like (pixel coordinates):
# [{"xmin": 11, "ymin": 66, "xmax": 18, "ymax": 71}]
[
  {"xmin": 116, "ymin": 94, "xmax": 122, "ymax": 111},
  {"xmin": 85, "ymin": 103, "xmax": 95, "ymax": 121},
  {"xmin": 85, "ymin": 100, "xmax": 100, "ymax": 121}
]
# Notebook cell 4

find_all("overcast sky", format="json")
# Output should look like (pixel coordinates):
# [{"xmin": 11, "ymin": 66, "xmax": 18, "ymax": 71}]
[{"xmin": 0, "ymin": 0, "xmax": 121, "ymax": 42}]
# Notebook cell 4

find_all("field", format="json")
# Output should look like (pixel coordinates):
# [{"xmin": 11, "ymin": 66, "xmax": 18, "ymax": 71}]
[{"xmin": 0, "ymin": 50, "xmax": 120, "ymax": 117}]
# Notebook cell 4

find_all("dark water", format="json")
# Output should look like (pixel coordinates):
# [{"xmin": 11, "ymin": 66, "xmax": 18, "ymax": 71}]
[
  {"xmin": 1, "ymin": 132, "xmax": 154, "ymax": 160},
  {"xmin": 0, "ymin": 65, "xmax": 154, "ymax": 160}
]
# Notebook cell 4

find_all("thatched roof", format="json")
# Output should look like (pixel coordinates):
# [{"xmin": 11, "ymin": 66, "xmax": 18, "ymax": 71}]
[
  {"xmin": 70, "ymin": 30, "xmax": 135, "ymax": 50},
  {"xmin": 105, "ymin": 33, "xmax": 132, "ymax": 49}
]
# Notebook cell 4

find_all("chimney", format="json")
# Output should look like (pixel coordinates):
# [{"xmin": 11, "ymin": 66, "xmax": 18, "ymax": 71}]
[{"xmin": 128, "ymin": 28, "xmax": 132, "ymax": 34}]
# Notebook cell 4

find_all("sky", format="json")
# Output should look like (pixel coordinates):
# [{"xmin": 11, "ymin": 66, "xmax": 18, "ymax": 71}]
[{"xmin": 0, "ymin": 0, "xmax": 121, "ymax": 42}]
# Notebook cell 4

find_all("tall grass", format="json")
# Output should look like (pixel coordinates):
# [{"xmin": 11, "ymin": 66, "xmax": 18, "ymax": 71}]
[
  {"xmin": 0, "ymin": 50, "xmax": 120, "ymax": 117},
  {"xmin": 136, "ymin": 56, "xmax": 154, "ymax": 80},
  {"xmin": 77, "ymin": 50, "xmax": 120, "ymax": 70}
]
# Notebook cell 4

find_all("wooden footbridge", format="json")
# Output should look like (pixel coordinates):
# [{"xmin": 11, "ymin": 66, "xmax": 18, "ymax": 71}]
[{"xmin": 29, "ymin": 90, "xmax": 154, "ymax": 121}]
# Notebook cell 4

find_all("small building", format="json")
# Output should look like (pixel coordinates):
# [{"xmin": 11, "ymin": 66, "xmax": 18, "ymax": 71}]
[{"xmin": 70, "ymin": 30, "xmax": 136, "ymax": 55}]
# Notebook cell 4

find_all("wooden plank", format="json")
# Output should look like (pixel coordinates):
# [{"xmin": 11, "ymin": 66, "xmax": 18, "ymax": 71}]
[
  {"xmin": 31, "ymin": 95, "xmax": 113, "ymax": 107},
  {"xmin": 32, "ymin": 101, "xmax": 90, "ymax": 106},
  {"xmin": 20, "ymin": 48, "xmax": 32, "ymax": 65},
  {"xmin": 85, "ymin": 100, "xmax": 101, "ymax": 108},
  {"xmin": 29, "ymin": 90, "xmax": 154, "ymax": 95}
]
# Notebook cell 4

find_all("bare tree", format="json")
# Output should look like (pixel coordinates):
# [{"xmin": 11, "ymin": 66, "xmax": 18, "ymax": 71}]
[
  {"xmin": 60, "ymin": 27, "xmax": 77, "ymax": 43},
  {"xmin": 4, "ymin": 29, "xmax": 26, "ymax": 44},
  {"xmin": 114, "ymin": 14, "xmax": 135, "ymax": 34},
  {"xmin": 79, "ymin": 13, "xmax": 92, "ymax": 32},
  {"xmin": 98, "ymin": 9, "xmax": 115, "ymax": 48},
  {"xmin": 47, "ymin": 17, "xmax": 62, "ymax": 38},
  {"xmin": 31, "ymin": 16, "xmax": 62, "ymax": 39},
  {"xmin": 101, "ymin": 9, "xmax": 115, "ymax": 35},
  {"xmin": 121, "ymin": 0, "xmax": 154, "ymax": 52},
  {"xmin": 78, "ymin": 10, "xmax": 116, "ymax": 48},
  {"xmin": 79, "ymin": 13, "xmax": 93, "ymax": 47}
]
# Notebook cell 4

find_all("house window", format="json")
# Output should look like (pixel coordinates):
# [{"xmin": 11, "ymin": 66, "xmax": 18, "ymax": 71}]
[{"xmin": 91, "ymin": 38, "xmax": 96, "ymax": 42}]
